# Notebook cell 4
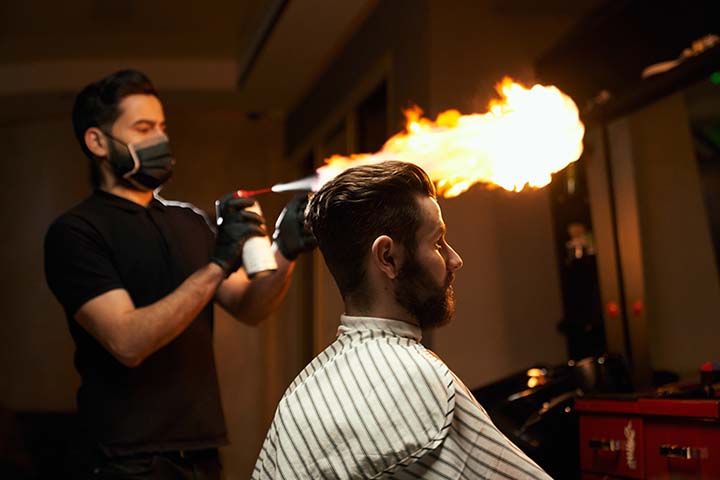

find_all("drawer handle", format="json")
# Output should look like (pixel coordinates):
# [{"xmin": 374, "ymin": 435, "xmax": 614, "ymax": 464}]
[
  {"xmin": 659, "ymin": 445, "xmax": 703, "ymax": 460},
  {"xmin": 589, "ymin": 438, "xmax": 621, "ymax": 452}
]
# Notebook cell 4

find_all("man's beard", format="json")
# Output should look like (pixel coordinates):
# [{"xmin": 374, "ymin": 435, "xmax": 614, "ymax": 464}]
[{"xmin": 393, "ymin": 252, "xmax": 456, "ymax": 329}]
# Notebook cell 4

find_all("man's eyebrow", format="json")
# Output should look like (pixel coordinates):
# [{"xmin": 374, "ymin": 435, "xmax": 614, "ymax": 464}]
[{"xmin": 433, "ymin": 224, "xmax": 447, "ymax": 237}]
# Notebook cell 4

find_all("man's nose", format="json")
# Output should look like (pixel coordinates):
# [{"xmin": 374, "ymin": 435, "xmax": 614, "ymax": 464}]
[{"xmin": 447, "ymin": 244, "xmax": 463, "ymax": 271}]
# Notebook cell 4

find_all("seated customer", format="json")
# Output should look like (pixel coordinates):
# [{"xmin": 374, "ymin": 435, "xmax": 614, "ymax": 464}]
[{"xmin": 253, "ymin": 161, "xmax": 552, "ymax": 479}]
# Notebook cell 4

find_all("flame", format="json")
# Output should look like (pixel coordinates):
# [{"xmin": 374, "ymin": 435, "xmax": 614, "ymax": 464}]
[{"xmin": 316, "ymin": 77, "xmax": 585, "ymax": 197}]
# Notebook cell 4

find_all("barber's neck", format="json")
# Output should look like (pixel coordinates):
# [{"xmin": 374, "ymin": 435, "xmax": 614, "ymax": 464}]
[{"xmin": 100, "ymin": 175, "xmax": 154, "ymax": 207}]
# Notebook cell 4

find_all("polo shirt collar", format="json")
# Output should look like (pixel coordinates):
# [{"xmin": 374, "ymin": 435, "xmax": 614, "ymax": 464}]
[
  {"xmin": 338, "ymin": 314, "xmax": 422, "ymax": 342},
  {"xmin": 93, "ymin": 189, "xmax": 165, "ymax": 213}
]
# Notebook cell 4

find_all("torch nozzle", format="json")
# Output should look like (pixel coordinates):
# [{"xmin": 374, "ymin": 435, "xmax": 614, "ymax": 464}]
[
  {"xmin": 233, "ymin": 187, "xmax": 274, "ymax": 198},
  {"xmin": 233, "ymin": 175, "xmax": 321, "ymax": 199}
]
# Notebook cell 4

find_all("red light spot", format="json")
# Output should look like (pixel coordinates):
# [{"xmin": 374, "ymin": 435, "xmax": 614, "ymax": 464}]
[{"xmin": 632, "ymin": 300, "xmax": 644, "ymax": 316}]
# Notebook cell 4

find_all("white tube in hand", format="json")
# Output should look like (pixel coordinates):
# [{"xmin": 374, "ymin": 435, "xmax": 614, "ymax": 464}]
[{"xmin": 242, "ymin": 202, "xmax": 278, "ymax": 278}]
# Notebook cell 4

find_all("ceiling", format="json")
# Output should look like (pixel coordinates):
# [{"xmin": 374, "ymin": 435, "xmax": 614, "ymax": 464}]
[{"xmin": 0, "ymin": 0, "xmax": 378, "ymax": 114}]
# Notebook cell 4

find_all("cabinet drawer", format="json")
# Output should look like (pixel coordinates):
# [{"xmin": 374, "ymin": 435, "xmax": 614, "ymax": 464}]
[
  {"xmin": 580, "ymin": 414, "xmax": 644, "ymax": 478},
  {"xmin": 644, "ymin": 419, "xmax": 720, "ymax": 479}
]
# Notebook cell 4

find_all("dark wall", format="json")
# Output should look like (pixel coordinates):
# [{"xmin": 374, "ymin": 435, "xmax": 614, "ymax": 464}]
[{"xmin": 286, "ymin": 0, "xmax": 431, "ymax": 156}]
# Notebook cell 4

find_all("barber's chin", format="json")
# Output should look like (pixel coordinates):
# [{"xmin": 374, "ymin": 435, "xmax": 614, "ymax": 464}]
[
  {"xmin": 116, "ymin": 177, "xmax": 146, "ymax": 192},
  {"xmin": 134, "ymin": 180, "xmax": 160, "ymax": 192}
]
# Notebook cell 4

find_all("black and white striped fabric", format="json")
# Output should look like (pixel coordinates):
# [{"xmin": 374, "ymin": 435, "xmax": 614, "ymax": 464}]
[{"xmin": 253, "ymin": 316, "xmax": 552, "ymax": 479}]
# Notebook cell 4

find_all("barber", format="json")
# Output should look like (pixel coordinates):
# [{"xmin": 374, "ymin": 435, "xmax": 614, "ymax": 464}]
[{"xmin": 43, "ymin": 69, "xmax": 315, "ymax": 479}]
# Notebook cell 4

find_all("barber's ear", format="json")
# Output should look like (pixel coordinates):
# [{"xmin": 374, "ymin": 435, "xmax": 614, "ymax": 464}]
[
  {"xmin": 371, "ymin": 235, "xmax": 403, "ymax": 280},
  {"xmin": 85, "ymin": 127, "xmax": 109, "ymax": 157}
]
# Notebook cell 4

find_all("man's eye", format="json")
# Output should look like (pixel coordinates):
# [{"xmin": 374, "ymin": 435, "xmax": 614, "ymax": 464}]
[{"xmin": 435, "ymin": 242, "xmax": 443, "ymax": 250}]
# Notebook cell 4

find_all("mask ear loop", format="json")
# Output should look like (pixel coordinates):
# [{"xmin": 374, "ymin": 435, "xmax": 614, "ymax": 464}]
[
  {"xmin": 124, "ymin": 142, "xmax": 141, "ymax": 177},
  {"xmin": 101, "ymin": 131, "xmax": 141, "ymax": 178}
]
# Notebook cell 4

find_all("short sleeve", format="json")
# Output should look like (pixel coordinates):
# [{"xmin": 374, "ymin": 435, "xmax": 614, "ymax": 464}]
[{"xmin": 44, "ymin": 216, "xmax": 124, "ymax": 317}]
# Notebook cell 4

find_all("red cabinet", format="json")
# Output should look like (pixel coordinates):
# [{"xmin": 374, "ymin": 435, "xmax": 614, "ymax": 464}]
[
  {"xmin": 580, "ymin": 413, "xmax": 644, "ymax": 478},
  {"xmin": 577, "ymin": 398, "xmax": 720, "ymax": 480}
]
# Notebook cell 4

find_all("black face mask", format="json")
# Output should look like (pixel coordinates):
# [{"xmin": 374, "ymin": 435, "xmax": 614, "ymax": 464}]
[{"xmin": 104, "ymin": 132, "xmax": 175, "ymax": 190}]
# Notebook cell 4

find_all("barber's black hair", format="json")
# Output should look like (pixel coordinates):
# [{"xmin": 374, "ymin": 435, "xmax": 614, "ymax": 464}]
[
  {"xmin": 306, "ymin": 161, "xmax": 436, "ymax": 305},
  {"xmin": 71, "ymin": 69, "xmax": 158, "ymax": 188}
]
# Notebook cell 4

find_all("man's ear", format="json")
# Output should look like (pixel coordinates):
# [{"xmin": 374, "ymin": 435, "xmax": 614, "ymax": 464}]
[
  {"xmin": 85, "ymin": 127, "xmax": 109, "ymax": 158},
  {"xmin": 371, "ymin": 235, "xmax": 404, "ymax": 280}
]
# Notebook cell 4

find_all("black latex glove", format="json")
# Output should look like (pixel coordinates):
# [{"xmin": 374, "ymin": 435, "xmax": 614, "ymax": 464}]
[
  {"xmin": 210, "ymin": 194, "xmax": 267, "ymax": 276},
  {"xmin": 272, "ymin": 193, "xmax": 317, "ymax": 261}
]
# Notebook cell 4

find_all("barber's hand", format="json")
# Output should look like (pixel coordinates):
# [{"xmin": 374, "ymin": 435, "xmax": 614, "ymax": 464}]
[
  {"xmin": 210, "ymin": 194, "xmax": 267, "ymax": 276},
  {"xmin": 272, "ymin": 193, "xmax": 317, "ymax": 261}
]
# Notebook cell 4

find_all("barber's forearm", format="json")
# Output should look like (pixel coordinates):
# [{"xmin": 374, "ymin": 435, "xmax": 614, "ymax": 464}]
[
  {"xmin": 224, "ymin": 251, "xmax": 295, "ymax": 325},
  {"xmin": 119, "ymin": 262, "xmax": 225, "ymax": 366}
]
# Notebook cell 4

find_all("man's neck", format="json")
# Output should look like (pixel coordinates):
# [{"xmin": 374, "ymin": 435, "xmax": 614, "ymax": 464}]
[
  {"xmin": 101, "ymin": 183, "xmax": 154, "ymax": 207},
  {"xmin": 344, "ymin": 301, "xmax": 420, "ymax": 327}
]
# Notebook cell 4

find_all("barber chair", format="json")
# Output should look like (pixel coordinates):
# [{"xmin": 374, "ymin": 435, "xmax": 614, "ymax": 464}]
[{"xmin": 471, "ymin": 354, "xmax": 633, "ymax": 480}]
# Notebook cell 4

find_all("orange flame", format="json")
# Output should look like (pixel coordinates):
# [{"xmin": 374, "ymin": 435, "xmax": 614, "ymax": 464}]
[{"xmin": 316, "ymin": 78, "xmax": 585, "ymax": 197}]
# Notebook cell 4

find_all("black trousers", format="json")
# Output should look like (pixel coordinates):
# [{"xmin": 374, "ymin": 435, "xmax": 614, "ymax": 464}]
[{"xmin": 79, "ymin": 449, "xmax": 221, "ymax": 480}]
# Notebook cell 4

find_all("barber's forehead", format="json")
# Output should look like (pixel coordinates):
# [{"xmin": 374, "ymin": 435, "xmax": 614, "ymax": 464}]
[{"xmin": 118, "ymin": 94, "xmax": 163, "ymax": 116}]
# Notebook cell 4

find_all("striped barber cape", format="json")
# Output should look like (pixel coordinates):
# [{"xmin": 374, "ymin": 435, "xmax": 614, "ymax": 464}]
[{"xmin": 253, "ymin": 315, "xmax": 553, "ymax": 479}]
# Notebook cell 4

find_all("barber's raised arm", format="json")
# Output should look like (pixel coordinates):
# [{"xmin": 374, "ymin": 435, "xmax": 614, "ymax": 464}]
[
  {"xmin": 215, "ymin": 194, "xmax": 316, "ymax": 324},
  {"xmin": 214, "ymin": 250, "xmax": 294, "ymax": 325}
]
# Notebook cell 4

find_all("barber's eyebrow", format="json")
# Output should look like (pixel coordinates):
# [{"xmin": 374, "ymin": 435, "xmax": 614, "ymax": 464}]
[{"xmin": 131, "ymin": 119, "xmax": 166, "ymax": 128}]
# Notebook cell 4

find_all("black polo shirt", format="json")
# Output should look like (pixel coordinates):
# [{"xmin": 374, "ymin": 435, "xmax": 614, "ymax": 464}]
[{"xmin": 44, "ymin": 190, "xmax": 228, "ymax": 456}]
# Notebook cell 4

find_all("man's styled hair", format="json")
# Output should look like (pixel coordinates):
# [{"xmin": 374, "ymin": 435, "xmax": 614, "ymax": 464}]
[
  {"xmin": 306, "ymin": 161, "xmax": 436, "ymax": 303},
  {"xmin": 72, "ymin": 69, "xmax": 159, "ymax": 187}
]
